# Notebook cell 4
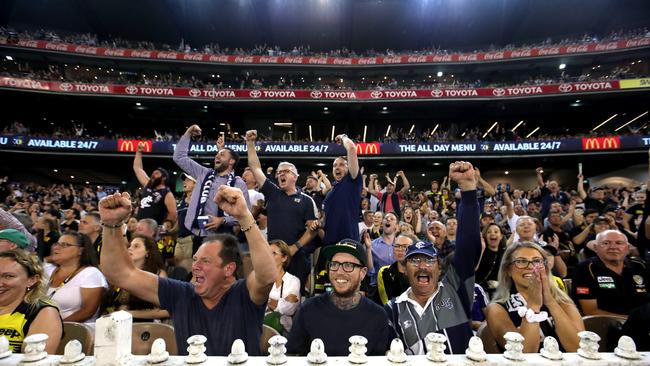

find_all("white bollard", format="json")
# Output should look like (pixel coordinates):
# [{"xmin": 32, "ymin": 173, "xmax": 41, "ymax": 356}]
[{"xmin": 94, "ymin": 310, "xmax": 133, "ymax": 366}]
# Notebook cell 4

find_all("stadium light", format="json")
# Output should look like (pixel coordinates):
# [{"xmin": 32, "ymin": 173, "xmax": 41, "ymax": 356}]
[
  {"xmin": 482, "ymin": 122, "xmax": 498, "ymax": 138},
  {"xmin": 437, "ymin": 71, "xmax": 443, "ymax": 77},
  {"xmin": 505, "ymin": 171, "xmax": 510, "ymax": 175},
  {"xmin": 430, "ymin": 124, "xmax": 439, "ymax": 136},
  {"xmin": 135, "ymin": 102, "xmax": 141, "ymax": 106},
  {"xmin": 309, "ymin": 125, "xmax": 313, "ymax": 142},
  {"xmin": 5, "ymin": 56, "xmax": 13, "ymax": 61},
  {"xmin": 385, "ymin": 125, "xmax": 391, "ymax": 137},
  {"xmin": 511, "ymin": 120, "xmax": 524, "ymax": 132},
  {"xmin": 525, "ymin": 127, "xmax": 540, "ymax": 138},
  {"xmin": 323, "ymin": 107, "xmax": 328, "ymax": 111},
  {"xmin": 591, "ymin": 114, "xmax": 618, "ymax": 131},
  {"xmin": 615, "ymin": 111, "xmax": 648, "ymax": 131},
  {"xmin": 363, "ymin": 125, "xmax": 367, "ymax": 142},
  {"xmin": 331, "ymin": 126, "xmax": 335, "ymax": 141},
  {"xmin": 559, "ymin": 63, "xmax": 566, "ymax": 70},
  {"xmin": 409, "ymin": 124, "xmax": 415, "ymax": 134},
  {"xmin": 382, "ymin": 106, "xmax": 388, "ymax": 111}
]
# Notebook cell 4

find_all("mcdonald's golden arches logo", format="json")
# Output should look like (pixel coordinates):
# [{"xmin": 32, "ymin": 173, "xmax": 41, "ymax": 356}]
[
  {"xmin": 581, "ymin": 136, "xmax": 620, "ymax": 150},
  {"xmin": 118, "ymin": 139, "xmax": 153, "ymax": 153},
  {"xmin": 354, "ymin": 142, "xmax": 381, "ymax": 155}
]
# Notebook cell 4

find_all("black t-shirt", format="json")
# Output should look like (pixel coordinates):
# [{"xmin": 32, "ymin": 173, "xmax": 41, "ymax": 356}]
[
  {"xmin": 583, "ymin": 196, "xmax": 610, "ymax": 215},
  {"xmin": 60, "ymin": 220, "xmax": 79, "ymax": 233},
  {"xmin": 572, "ymin": 257, "xmax": 649, "ymax": 315},
  {"xmin": 475, "ymin": 247, "xmax": 504, "ymax": 296},
  {"xmin": 304, "ymin": 188, "xmax": 325, "ymax": 211},
  {"xmin": 137, "ymin": 186, "xmax": 171, "ymax": 225},
  {"xmin": 626, "ymin": 203, "xmax": 644, "ymax": 233}
]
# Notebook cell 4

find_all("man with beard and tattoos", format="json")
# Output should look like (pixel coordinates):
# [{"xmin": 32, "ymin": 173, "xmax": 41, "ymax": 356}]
[
  {"xmin": 133, "ymin": 143, "xmax": 177, "ymax": 226},
  {"xmin": 287, "ymin": 239, "xmax": 390, "ymax": 356},
  {"xmin": 173, "ymin": 125, "xmax": 250, "ymax": 237},
  {"xmin": 385, "ymin": 161, "xmax": 481, "ymax": 355}
]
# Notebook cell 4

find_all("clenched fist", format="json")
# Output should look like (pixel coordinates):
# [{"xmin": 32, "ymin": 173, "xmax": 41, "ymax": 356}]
[
  {"xmin": 449, "ymin": 161, "xmax": 477, "ymax": 191},
  {"xmin": 185, "ymin": 124, "xmax": 202, "ymax": 138},
  {"xmin": 244, "ymin": 130, "xmax": 258, "ymax": 143},
  {"xmin": 215, "ymin": 186, "xmax": 250, "ymax": 220},
  {"xmin": 99, "ymin": 192, "xmax": 132, "ymax": 226}
]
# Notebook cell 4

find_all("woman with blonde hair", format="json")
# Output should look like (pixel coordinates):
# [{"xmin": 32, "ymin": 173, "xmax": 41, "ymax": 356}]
[
  {"xmin": 0, "ymin": 250, "xmax": 62, "ymax": 353},
  {"xmin": 265, "ymin": 240, "xmax": 300, "ymax": 334},
  {"xmin": 486, "ymin": 241, "xmax": 583, "ymax": 353}
]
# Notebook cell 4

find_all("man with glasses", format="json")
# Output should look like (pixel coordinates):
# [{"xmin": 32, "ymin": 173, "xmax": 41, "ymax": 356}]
[
  {"xmin": 287, "ymin": 239, "xmax": 390, "ymax": 356},
  {"xmin": 386, "ymin": 161, "xmax": 481, "ymax": 355},
  {"xmin": 375, "ymin": 234, "xmax": 416, "ymax": 304},
  {"xmin": 244, "ymin": 130, "xmax": 318, "ymax": 286},
  {"xmin": 572, "ymin": 229, "xmax": 649, "ymax": 317}
]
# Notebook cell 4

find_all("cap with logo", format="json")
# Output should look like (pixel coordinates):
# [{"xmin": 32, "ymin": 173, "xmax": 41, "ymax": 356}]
[
  {"xmin": 182, "ymin": 173, "xmax": 197, "ymax": 183},
  {"xmin": 322, "ymin": 239, "xmax": 367, "ymax": 267},
  {"xmin": 0, "ymin": 229, "xmax": 29, "ymax": 249},
  {"xmin": 405, "ymin": 241, "xmax": 438, "ymax": 259}
]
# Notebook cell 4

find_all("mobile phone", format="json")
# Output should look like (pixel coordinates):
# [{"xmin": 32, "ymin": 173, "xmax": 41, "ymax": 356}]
[{"xmin": 197, "ymin": 215, "xmax": 210, "ymax": 229}]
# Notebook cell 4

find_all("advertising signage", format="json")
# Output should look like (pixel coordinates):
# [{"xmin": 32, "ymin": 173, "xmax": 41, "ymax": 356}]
[{"xmin": 1, "ymin": 135, "xmax": 649, "ymax": 157}]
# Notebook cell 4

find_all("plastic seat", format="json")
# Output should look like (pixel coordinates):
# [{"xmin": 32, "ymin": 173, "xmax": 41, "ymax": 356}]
[
  {"xmin": 582, "ymin": 315, "xmax": 627, "ymax": 352},
  {"xmin": 260, "ymin": 324, "xmax": 281, "ymax": 355},
  {"xmin": 56, "ymin": 322, "xmax": 94, "ymax": 355},
  {"xmin": 131, "ymin": 322, "xmax": 178, "ymax": 355}
]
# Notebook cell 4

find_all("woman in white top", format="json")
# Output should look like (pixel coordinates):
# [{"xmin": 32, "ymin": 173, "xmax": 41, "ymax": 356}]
[
  {"xmin": 46, "ymin": 231, "xmax": 108, "ymax": 323},
  {"xmin": 266, "ymin": 240, "xmax": 300, "ymax": 333}
]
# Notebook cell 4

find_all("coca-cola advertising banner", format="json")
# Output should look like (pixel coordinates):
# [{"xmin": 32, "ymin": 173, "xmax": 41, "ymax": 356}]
[
  {"xmin": 0, "ymin": 77, "xmax": 629, "ymax": 101},
  {"xmin": 1, "ymin": 135, "xmax": 649, "ymax": 157},
  {"xmin": 2, "ymin": 37, "xmax": 649, "ymax": 66}
]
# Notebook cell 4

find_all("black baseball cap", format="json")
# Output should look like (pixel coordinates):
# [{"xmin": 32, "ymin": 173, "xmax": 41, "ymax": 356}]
[{"xmin": 322, "ymin": 239, "xmax": 367, "ymax": 267}]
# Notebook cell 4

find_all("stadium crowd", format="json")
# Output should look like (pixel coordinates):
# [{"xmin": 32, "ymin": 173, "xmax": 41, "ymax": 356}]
[
  {"xmin": 0, "ymin": 126, "xmax": 648, "ymax": 356},
  {"xmin": 2, "ymin": 27, "xmax": 649, "ymax": 58}
]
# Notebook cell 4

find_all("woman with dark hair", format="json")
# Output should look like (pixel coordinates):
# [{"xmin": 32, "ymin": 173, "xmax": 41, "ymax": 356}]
[
  {"xmin": 265, "ymin": 240, "xmax": 300, "ymax": 334},
  {"xmin": 0, "ymin": 250, "xmax": 62, "ymax": 353},
  {"xmin": 103, "ymin": 236, "xmax": 169, "ymax": 321},
  {"xmin": 45, "ymin": 231, "xmax": 108, "ymax": 323},
  {"xmin": 476, "ymin": 223, "xmax": 507, "ymax": 297},
  {"xmin": 486, "ymin": 241, "xmax": 584, "ymax": 353},
  {"xmin": 35, "ymin": 216, "xmax": 60, "ymax": 260},
  {"xmin": 400, "ymin": 206, "xmax": 422, "ymax": 235}
]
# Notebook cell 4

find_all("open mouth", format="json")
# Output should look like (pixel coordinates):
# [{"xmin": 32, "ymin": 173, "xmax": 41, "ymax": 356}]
[
  {"xmin": 415, "ymin": 271, "xmax": 431, "ymax": 285},
  {"xmin": 194, "ymin": 275, "xmax": 205, "ymax": 284}
]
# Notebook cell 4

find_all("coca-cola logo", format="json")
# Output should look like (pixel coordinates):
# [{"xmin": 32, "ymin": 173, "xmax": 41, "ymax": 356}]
[
  {"xmin": 431, "ymin": 89, "xmax": 444, "ymax": 98},
  {"xmin": 59, "ymin": 83, "xmax": 73, "ymax": 92},
  {"xmin": 249, "ymin": 90, "xmax": 262, "ymax": 98},
  {"xmin": 310, "ymin": 91, "xmax": 322, "ymax": 99},
  {"xmin": 125, "ymin": 85, "xmax": 138, "ymax": 95},
  {"xmin": 189, "ymin": 89, "xmax": 201, "ymax": 97},
  {"xmin": 559, "ymin": 84, "xmax": 573, "ymax": 93},
  {"xmin": 370, "ymin": 91, "xmax": 383, "ymax": 99},
  {"xmin": 492, "ymin": 88, "xmax": 506, "ymax": 97}
]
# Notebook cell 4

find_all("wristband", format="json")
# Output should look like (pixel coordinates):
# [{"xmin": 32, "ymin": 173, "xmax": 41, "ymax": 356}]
[
  {"xmin": 517, "ymin": 306, "xmax": 548, "ymax": 323},
  {"xmin": 101, "ymin": 221, "xmax": 125, "ymax": 229},
  {"xmin": 241, "ymin": 221, "xmax": 256, "ymax": 233}
]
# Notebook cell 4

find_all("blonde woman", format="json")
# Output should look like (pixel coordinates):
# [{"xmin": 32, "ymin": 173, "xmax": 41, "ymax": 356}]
[
  {"xmin": 486, "ymin": 241, "xmax": 583, "ymax": 353},
  {"xmin": 0, "ymin": 250, "xmax": 62, "ymax": 353}
]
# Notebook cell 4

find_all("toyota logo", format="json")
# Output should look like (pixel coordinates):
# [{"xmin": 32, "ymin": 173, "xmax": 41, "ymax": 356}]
[
  {"xmin": 310, "ymin": 90, "xmax": 322, "ymax": 99},
  {"xmin": 189, "ymin": 88, "xmax": 201, "ymax": 97},
  {"xmin": 249, "ymin": 90, "xmax": 262, "ymax": 98},
  {"xmin": 559, "ymin": 84, "xmax": 573, "ymax": 93},
  {"xmin": 125, "ymin": 85, "xmax": 138, "ymax": 95},
  {"xmin": 59, "ymin": 83, "xmax": 73, "ymax": 92},
  {"xmin": 431, "ymin": 89, "xmax": 444, "ymax": 98},
  {"xmin": 492, "ymin": 88, "xmax": 505, "ymax": 97},
  {"xmin": 370, "ymin": 91, "xmax": 383, "ymax": 99}
]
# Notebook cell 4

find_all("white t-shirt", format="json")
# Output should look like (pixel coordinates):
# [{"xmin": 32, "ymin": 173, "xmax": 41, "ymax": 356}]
[
  {"xmin": 267, "ymin": 271, "xmax": 301, "ymax": 332},
  {"xmin": 248, "ymin": 189, "xmax": 265, "ymax": 206},
  {"xmin": 46, "ymin": 266, "xmax": 108, "ymax": 323}
]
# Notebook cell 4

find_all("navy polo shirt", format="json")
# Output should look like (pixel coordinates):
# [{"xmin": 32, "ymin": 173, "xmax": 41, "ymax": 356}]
[
  {"xmin": 323, "ymin": 173, "xmax": 362, "ymax": 246},
  {"xmin": 261, "ymin": 180, "xmax": 318, "ymax": 244}
]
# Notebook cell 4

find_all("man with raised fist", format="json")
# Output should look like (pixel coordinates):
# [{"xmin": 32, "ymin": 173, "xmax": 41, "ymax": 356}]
[{"xmin": 98, "ymin": 186, "xmax": 277, "ymax": 356}]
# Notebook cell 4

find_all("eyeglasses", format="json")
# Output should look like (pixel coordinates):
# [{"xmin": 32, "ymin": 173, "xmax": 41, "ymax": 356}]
[
  {"xmin": 328, "ymin": 261, "xmax": 363, "ymax": 273},
  {"xmin": 276, "ymin": 169, "xmax": 295, "ymax": 176},
  {"xmin": 511, "ymin": 258, "xmax": 546, "ymax": 269},
  {"xmin": 407, "ymin": 257, "xmax": 437, "ymax": 267},
  {"xmin": 53, "ymin": 241, "xmax": 81, "ymax": 249},
  {"xmin": 394, "ymin": 244, "xmax": 410, "ymax": 251},
  {"xmin": 598, "ymin": 241, "xmax": 627, "ymax": 247}
]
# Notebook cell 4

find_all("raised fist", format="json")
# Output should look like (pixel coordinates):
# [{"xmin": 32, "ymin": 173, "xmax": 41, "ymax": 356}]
[
  {"xmin": 215, "ymin": 186, "xmax": 249, "ymax": 220},
  {"xmin": 136, "ymin": 142, "xmax": 146, "ymax": 153},
  {"xmin": 216, "ymin": 135, "xmax": 225, "ymax": 149},
  {"xmin": 244, "ymin": 130, "xmax": 257, "ymax": 143},
  {"xmin": 98, "ymin": 192, "xmax": 132, "ymax": 226},
  {"xmin": 449, "ymin": 161, "xmax": 477, "ymax": 191},
  {"xmin": 185, "ymin": 124, "xmax": 202, "ymax": 137},
  {"xmin": 536, "ymin": 167, "xmax": 544, "ymax": 174},
  {"xmin": 334, "ymin": 134, "xmax": 347, "ymax": 145}
]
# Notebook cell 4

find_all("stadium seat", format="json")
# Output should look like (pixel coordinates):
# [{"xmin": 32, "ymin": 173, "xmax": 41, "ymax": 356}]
[
  {"xmin": 131, "ymin": 322, "xmax": 178, "ymax": 355},
  {"xmin": 476, "ymin": 322, "xmax": 500, "ymax": 354},
  {"xmin": 582, "ymin": 315, "xmax": 627, "ymax": 352},
  {"xmin": 56, "ymin": 322, "xmax": 94, "ymax": 355},
  {"xmin": 260, "ymin": 324, "xmax": 281, "ymax": 355}
]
